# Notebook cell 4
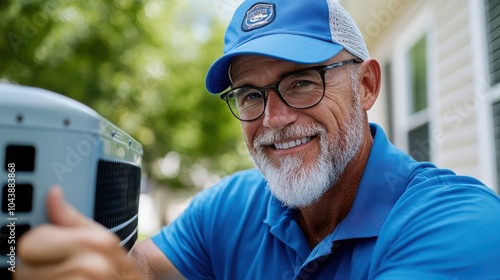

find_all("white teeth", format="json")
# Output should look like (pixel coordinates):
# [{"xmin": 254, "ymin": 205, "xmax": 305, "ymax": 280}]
[{"xmin": 274, "ymin": 137, "xmax": 311, "ymax": 150}]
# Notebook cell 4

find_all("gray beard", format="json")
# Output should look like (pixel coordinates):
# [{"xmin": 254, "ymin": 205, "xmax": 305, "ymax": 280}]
[{"xmin": 249, "ymin": 101, "xmax": 365, "ymax": 208}]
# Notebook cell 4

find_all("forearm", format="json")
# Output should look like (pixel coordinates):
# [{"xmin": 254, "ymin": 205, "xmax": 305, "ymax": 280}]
[
  {"xmin": 130, "ymin": 239, "xmax": 186, "ymax": 280},
  {"xmin": 128, "ymin": 246, "xmax": 154, "ymax": 280}
]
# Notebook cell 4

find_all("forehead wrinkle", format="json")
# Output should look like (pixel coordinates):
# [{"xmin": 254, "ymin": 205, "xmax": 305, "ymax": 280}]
[{"xmin": 229, "ymin": 56, "xmax": 288, "ymax": 88}]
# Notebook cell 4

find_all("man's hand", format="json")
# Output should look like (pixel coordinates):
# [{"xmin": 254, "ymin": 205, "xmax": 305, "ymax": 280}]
[{"xmin": 14, "ymin": 186, "xmax": 146, "ymax": 280}]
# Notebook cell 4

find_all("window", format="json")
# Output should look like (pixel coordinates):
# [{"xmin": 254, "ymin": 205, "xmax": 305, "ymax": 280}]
[
  {"xmin": 409, "ymin": 37, "xmax": 428, "ymax": 114},
  {"xmin": 407, "ymin": 36, "xmax": 430, "ymax": 162},
  {"xmin": 492, "ymin": 101, "xmax": 500, "ymax": 188},
  {"xmin": 408, "ymin": 122, "xmax": 430, "ymax": 162},
  {"xmin": 485, "ymin": 0, "xmax": 500, "ymax": 86}
]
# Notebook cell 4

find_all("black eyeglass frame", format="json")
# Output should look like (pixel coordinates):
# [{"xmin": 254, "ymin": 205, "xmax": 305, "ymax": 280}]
[{"xmin": 220, "ymin": 58, "xmax": 363, "ymax": 121}]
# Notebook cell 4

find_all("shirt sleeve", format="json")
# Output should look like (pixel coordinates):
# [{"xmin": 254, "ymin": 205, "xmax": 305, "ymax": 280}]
[
  {"xmin": 369, "ymin": 171, "xmax": 500, "ymax": 279},
  {"xmin": 151, "ymin": 186, "xmax": 218, "ymax": 279}
]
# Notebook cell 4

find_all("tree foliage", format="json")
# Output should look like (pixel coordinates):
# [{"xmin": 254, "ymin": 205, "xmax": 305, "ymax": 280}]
[{"xmin": 0, "ymin": 0, "xmax": 253, "ymax": 190}]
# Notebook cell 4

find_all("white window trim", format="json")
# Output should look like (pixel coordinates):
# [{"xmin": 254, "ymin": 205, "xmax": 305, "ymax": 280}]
[{"xmin": 391, "ymin": 4, "xmax": 436, "ymax": 161}]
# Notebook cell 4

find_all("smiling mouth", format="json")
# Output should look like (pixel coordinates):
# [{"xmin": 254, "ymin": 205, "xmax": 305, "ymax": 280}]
[{"xmin": 274, "ymin": 137, "xmax": 312, "ymax": 150}]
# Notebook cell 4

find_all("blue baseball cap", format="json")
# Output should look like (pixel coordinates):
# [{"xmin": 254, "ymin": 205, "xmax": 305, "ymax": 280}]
[{"xmin": 205, "ymin": 0, "xmax": 369, "ymax": 94}]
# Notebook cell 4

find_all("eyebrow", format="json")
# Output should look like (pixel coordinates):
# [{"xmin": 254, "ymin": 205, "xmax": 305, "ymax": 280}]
[{"xmin": 231, "ymin": 64, "xmax": 324, "ymax": 90}]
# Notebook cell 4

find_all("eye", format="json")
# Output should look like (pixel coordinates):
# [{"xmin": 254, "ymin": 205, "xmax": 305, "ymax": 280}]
[
  {"xmin": 236, "ymin": 89, "xmax": 263, "ymax": 107},
  {"xmin": 281, "ymin": 69, "xmax": 322, "ymax": 94},
  {"xmin": 285, "ymin": 77, "xmax": 318, "ymax": 93},
  {"xmin": 295, "ymin": 80, "xmax": 313, "ymax": 87},
  {"xmin": 243, "ymin": 91, "xmax": 262, "ymax": 101}
]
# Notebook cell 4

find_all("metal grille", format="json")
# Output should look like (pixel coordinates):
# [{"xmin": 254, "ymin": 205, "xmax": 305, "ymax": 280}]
[{"xmin": 94, "ymin": 160, "xmax": 141, "ymax": 251}]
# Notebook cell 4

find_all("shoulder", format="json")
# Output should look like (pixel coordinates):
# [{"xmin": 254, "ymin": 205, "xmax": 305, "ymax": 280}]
[
  {"xmin": 401, "ymin": 166, "xmax": 500, "ymax": 213},
  {"xmin": 371, "ymin": 166, "xmax": 500, "ymax": 278},
  {"xmin": 386, "ymin": 166, "xmax": 500, "ymax": 240}
]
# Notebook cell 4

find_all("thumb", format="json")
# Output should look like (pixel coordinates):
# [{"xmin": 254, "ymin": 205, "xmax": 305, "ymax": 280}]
[{"xmin": 46, "ymin": 186, "xmax": 94, "ymax": 227}]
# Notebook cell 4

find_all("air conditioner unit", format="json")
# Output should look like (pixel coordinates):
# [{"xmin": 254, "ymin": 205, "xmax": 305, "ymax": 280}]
[{"xmin": 0, "ymin": 84, "xmax": 143, "ymax": 277}]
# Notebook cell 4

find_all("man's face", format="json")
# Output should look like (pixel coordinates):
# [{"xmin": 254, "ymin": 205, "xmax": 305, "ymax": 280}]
[{"xmin": 229, "ymin": 54, "xmax": 365, "ymax": 208}]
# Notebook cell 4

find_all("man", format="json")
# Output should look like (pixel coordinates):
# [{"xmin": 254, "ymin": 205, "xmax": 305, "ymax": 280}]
[{"xmin": 15, "ymin": 0, "xmax": 500, "ymax": 279}]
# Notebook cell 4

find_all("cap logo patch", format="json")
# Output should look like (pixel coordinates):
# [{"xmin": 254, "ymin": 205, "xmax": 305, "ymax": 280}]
[{"xmin": 242, "ymin": 3, "xmax": 275, "ymax": 31}]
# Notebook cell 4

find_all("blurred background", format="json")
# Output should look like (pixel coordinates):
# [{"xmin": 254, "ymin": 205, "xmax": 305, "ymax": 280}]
[
  {"xmin": 1, "ymin": 0, "xmax": 499, "ymax": 238},
  {"xmin": 0, "ymin": 0, "xmax": 252, "ymax": 239}
]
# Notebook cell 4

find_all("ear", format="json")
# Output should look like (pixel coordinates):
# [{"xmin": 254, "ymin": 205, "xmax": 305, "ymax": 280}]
[{"xmin": 358, "ymin": 58, "xmax": 381, "ymax": 111}]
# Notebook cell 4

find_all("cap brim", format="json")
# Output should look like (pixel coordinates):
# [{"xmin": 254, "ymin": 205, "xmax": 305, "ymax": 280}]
[{"xmin": 205, "ymin": 34, "xmax": 344, "ymax": 93}]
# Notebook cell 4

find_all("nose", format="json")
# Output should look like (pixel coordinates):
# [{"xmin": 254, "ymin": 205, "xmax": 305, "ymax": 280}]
[{"xmin": 262, "ymin": 90, "xmax": 299, "ymax": 130}]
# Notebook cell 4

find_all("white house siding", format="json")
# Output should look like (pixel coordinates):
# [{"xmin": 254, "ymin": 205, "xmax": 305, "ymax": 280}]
[
  {"xmin": 434, "ymin": 0, "xmax": 479, "ymax": 177},
  {"xmin": 342, "ymin": 0, "xmax": 498, "ymax": 191}
]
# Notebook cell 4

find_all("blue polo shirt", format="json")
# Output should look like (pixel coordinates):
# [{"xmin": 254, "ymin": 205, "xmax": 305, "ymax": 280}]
[{"xmin": 152, "ymin": 124, "xmax": 500, "ymax": 279}]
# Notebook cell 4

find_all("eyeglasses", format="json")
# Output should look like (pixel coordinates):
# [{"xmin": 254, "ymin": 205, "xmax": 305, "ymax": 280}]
[{"xmin": 220, "ymin": 58, "xmax": 362, "ymax": 121}]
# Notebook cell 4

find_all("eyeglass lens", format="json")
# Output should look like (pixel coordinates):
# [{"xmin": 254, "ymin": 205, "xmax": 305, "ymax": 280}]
[{"xmin": 227, "ymin": 68, "xmax": 324, "ymax": 121}]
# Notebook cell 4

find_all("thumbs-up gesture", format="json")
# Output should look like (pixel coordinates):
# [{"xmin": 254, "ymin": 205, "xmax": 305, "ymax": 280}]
[{"xmin": 14, "ymin": 187, "xmax": 146, "ymax": 280}]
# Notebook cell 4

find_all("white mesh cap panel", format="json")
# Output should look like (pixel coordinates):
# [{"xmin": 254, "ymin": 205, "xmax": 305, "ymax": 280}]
[{"xmin": 326, "ymin": 0, "xmax": 370, "ymax": 60}]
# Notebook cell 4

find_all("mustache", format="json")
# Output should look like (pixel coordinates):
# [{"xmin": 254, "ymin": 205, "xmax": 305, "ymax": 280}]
[{"xmin": 253, "ymin": 124, "xmax": 327, "ymax": 147}]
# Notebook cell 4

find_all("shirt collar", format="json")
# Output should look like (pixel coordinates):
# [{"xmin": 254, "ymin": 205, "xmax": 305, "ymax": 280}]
[{"xmin": 332, "ymin": 123, "xmax": 416, "ymax": 240}]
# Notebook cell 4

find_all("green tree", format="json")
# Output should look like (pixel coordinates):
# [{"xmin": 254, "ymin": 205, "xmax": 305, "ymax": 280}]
[{"xmin": 0, "ymin": 0, "xmax": 253, "ymax": 190}]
